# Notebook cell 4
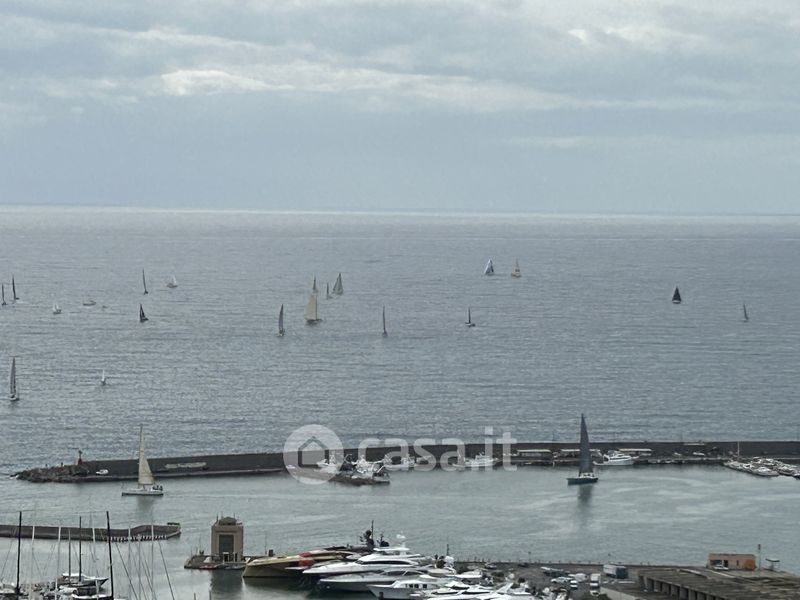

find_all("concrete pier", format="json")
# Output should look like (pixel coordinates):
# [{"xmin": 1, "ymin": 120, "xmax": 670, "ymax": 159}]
[{"xmin": 13, "ymin": 440, "xmax": 800, "ymax": 483}]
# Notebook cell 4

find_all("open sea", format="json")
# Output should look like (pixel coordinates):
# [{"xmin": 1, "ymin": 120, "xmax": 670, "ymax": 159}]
[{"xmin": 1, "ymin": 208, "xmax": 799, "ymax": 596}]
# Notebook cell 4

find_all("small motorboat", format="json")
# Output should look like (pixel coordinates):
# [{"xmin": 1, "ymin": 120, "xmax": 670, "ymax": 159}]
[{"xmin": 596, "ymin": 452, "xmax": 635, "ymax": 467}]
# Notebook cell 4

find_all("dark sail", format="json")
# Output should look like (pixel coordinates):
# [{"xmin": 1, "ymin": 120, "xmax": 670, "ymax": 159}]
[
  {"xmin": 139, "ymin": 304, "xmax": 148, "ymax": 323},
  {"xmin": 579, "ymin": 414, "xmax": 593, "ymax": 474},
  {"xmin": 672, "ymin": 287, "xmax": 682, "ymax": 304}
]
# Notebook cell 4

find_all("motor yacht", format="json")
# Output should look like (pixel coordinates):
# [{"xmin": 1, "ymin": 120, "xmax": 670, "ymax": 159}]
[
  {"xmin": 595, "ymin": 452, "xmax": 635, "ymax": 467},
  {"xmin": 303, "ymin": 546, "xmax": 428, "ymax": 578}
]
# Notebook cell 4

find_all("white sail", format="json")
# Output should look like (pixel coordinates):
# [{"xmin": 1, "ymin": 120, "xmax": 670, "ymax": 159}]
[
  {"xmin": 304, "ymin": 294, "xmax": 319, "ymax": 323},
  {"xmin": 326, "ymin": 282, "xmax": 331, "ymax": 299},
  {"xmin": 137, "ymin": 427, "xmax": 155, "ymax": 486},
  {"xmin": 52, "ymin": 302, "xmax": 61, "ymax": 314},
  {"xmin": 484, "ymin": 260, "xmax": 494, "ymax": 275},
  {"xmin": 332, "ymin": 272, "xmax": 343, "ymax": 295},
  {"xmin": 100, "ymin": 370, "xmax": 106, "ymax": 386},
  {"xmin": 278, "ymin": 304, "xmax": 285, "ymax": 335},
  {"xmin": 166, "ymin": 275, "xmax": 178, "ymax": 289},
  {"xmin": 9, "ymin": 357, "xmax": 18, "ymax": 401},
  {"xmin": 511, "ymin": 259, "xmax": 521, "ymax": 278}
]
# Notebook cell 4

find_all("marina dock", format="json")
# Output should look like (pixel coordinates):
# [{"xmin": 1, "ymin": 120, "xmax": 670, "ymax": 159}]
[{"xmin": 13, "ymin": 440, "xmax": 800, "ymax": 483}]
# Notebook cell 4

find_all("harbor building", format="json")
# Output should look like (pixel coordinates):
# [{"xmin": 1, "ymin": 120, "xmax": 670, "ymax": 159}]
[{"xmin": 211, "ymin": 516, "xmax": 244, "ymax": 564}]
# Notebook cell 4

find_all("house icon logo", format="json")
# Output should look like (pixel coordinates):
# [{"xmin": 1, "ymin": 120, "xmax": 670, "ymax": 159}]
[{"xmin": 283, "ymin": 424, "xmax": 343, "ymax": 484}]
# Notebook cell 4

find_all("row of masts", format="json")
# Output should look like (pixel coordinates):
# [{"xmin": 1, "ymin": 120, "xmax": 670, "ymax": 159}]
[
  {"xmin": 1, "ymin": 270, "xmax": 176, "ymax": 310},
  {"xmin": 1, "ymin": 512, "xmax": 118, "ymax": 600}
]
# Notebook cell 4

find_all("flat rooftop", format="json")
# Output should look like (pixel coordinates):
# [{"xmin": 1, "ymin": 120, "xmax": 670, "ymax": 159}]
[{"xmin": 636, "ymin": 567, "xmax": 800, "ymax": 600}]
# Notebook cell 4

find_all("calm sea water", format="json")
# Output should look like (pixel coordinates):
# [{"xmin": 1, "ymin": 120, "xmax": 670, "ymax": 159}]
[{"xmin": 1, "ymin": 208, "xmax": 799, "ymax": 595}]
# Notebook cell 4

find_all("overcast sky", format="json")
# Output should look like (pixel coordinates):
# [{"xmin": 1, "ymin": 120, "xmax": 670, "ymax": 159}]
[{"xmin": 1, "ymin": 1, "xmax": 799, "ymax": 214}]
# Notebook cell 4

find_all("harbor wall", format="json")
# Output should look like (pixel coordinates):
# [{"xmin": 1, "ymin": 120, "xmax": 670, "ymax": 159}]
[{"xmin": 14, "ymin": 440, "xmax": 800, "ymax": 483}]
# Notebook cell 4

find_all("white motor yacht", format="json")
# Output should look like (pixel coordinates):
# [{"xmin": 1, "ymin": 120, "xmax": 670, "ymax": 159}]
[
  {"xmin": 463, "ymin": 453, "xmax": 498, "ymax": 469},
  {"xmin": 319, "ymin": 566, "xmax": 429, "ymax": 592},
  {"xmin": 368, "ymin": 569, "xmax": 457, "ymax": 598},
  {"xmin": 596, "ymin": 452, "xmax": 635, "ymax": 467},
  {"xmin": 303, "ymin": 546, "xmax": 428, "ymax": 578}
]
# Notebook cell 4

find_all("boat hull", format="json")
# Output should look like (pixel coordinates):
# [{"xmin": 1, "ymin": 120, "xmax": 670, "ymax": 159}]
[
  {"xmin": 567, "ymin": 475, "xmax": 598, "ymax": 485},
  {"xmin": 121, "ymin": 488, "xmax": 163, "ymax": 497}
]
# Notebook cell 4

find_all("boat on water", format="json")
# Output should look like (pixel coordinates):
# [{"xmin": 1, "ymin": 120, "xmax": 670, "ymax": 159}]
[
  {"xmin": 121, "ymin": 427, "xmax": 163, "ymax": 496},
  {"xmin": 465, "ymin": 308, "xmax": 475, "ymax": 327},
  {"xmin": 567, "ymin": 414, "xmax": 597, "ymax": 485},
  {"xmin": 278, "ymin": 304, "xmax": 285, "ymax": 336},
  {"xmin": 100, "ymin": 370, "xmax": 107, "ymax": 386},
  {"xmin": 303, "ymin": 546, "xmax": 428, "ymax": 578},
  {"xmin": 142, "ymin": 269, "xmax": 148, "ymax": 295},
  {"xmin": 332, "ymin": 272, "xmax": 344, "ymax": 295},
  {"xmin": 11, "ymin": 275, "xmax": 19, "ymax": 301},
  {"xmin": 166, "ymin": 275, "xmax": 178, "ymax": 289},
  {"xmin": 671, "ymin": 287, "xmax": 682, "ymax": 304},
  {"xmin": 382, "ymin": 305, "xmax": 388, "ymax": 337},
  {"xmin": 304, "ymin": 294, "xmax": 321, "ymax": 324},
  {"xmin": 9, "ymin": 357, "xmax": 19, "ymax": 402},
  {"xmin": 596, "ymin": 452, "xmax": 634, "ymax": 467},
  {"xmin": 82, "ymin": 298, "xmax": 96, "ymax": 307},
  {"xmin": 52, "ymin": 302, "xmax": 62, "ymax": 315},
  {"xmin": 326, "ymin": 282, "xmax": 332, "ymax": 299},
  {"xmin": 139, "ymin": 304, "xmax": 148, "ymax": 323},
  {"xmin": 1, "ymin": 283, "xmax": 6, "ymax": 306},
  {"xmin": 463, "ymin": 453, "xmax": 498, "ymax": 469},
  {"xmin": 382, "ymin": 454, "xmax": 414, "ymax": 471},
  {"xmin": 366, "ymin": 569, "xmax": 458, "ymax": 599},
  {"xmin": 511, "ymin": 259, "xmax": 521, "ymax": 278},
  {"xmin": 312, "ymin": 276, "xmax": 318, "ymax": 295},
  {"xmin": 484, "ymin": 260, "xmax": 494, "ymax": 276},
  {"xmin": 743, "ymin": 303, "xmax": 749, "ymax": 322},
  {"xmin": 320, "ymin": 566, "xmax": 431, "ymax": 593},
  {"xmin": 242, "ymin": 549, "xmax": 354, "ymax": 579}
]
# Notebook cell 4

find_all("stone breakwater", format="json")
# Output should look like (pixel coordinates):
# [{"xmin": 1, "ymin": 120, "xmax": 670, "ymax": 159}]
[{"xmin": 13, "ymin": 441, "xmax": 800, "ymax": 483}]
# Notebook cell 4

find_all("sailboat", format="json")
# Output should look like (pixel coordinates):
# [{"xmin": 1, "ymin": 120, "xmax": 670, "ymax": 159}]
[
  {"xmin": 53, "ymin": 302, "xmax": 62, "ymax": 315},
  {"xmin": 332, "ymin": 272, "xmax": 343, "ymax": 295},
  {"xmin": 484, "ymin": 260, "xmax": 494, "ymax": 276},
  {"xmin": 312, "ymin": 276, "xmax": 318, "ymax": 295},
  {"xmin": 671, "ymin": 287, "xmax": 682, "ymax": 304},
  {"xmin": 11, "ymin": 275, "xmax": 18, "ymax": 301},
  {"xmin": 743, "ymin": 303, "xmax": 749, "ymax": 322},
  {"xmin": 9, "ymin": 357, "xmax": 19, "ymax": 402},
  {"xmin": 122, "ymin": 426, "xmax": 164, "ymax": 496},
  {"xmin": 139, "ymin": 304, "xmax": 148, "ymax": 323},
  {"xmin": 466, "ymin": 308, "xmax": 476, "ymax": 327},
  {"xmin": 326, "ymin": 282, "xmax": 332, "ymax": 300},
  {"xmin": 304, "ymin": 293, "xmax": 321, "ymax": 324},
  {"xmin": 1, "ymin": 283, "xmax": 6, "ymax": 306},
  {"xmin": 278, "ymin": 304, "xmax": 285, "ymax": 336},
  {"xmin": 567, "ymin": 414, "xmax": 597, "ymax": 485},
  {"xmin": 142, "ymin": 269, "xmax": 148, "ymax": 295},
  {"xmin": 166, "ymin": 275, "xmax": 178, "ymax": 289},
  {"xmin": 100, "ymin": 370, "xmax": 107, "ymax": 386},
  {"xmin": 511, "ymin": 259, "xmax": 521, "ymax": 278},
  {"xmin": 382, "ymin": 305, "xmax": 388, "ymax": 337},
  {"xmin": 82, "ymin": 297, "xmax": 96, "ymax": 307}
]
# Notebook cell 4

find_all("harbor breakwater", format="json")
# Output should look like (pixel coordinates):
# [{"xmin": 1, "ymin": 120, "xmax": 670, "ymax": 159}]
[{"xmin": 14, "ymin": 440, "xmax": 800, "ymax": 483}]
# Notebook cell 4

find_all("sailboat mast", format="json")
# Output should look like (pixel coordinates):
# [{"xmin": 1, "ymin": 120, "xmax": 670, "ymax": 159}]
[
  {"xmin": 382, "ymin": 305, "xmax": 387, "ymax": 336},
  {"xmin": 12, "ymin": 275, "xmax": 18, "ymax": 300},
  {"xmin": 78, "ymin": 516, "xmax": 82, "ymax": 582},
  {"xmin": 15, "ymin": 511, "xmax": 21, "ymax": 595},
  {"xmin": 106, "ymin": 512, "xmax": 115, "ymax": 600},
  {"xmin": 142, "ymin": 269, "xmax": 148, "ymax": 295}
]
